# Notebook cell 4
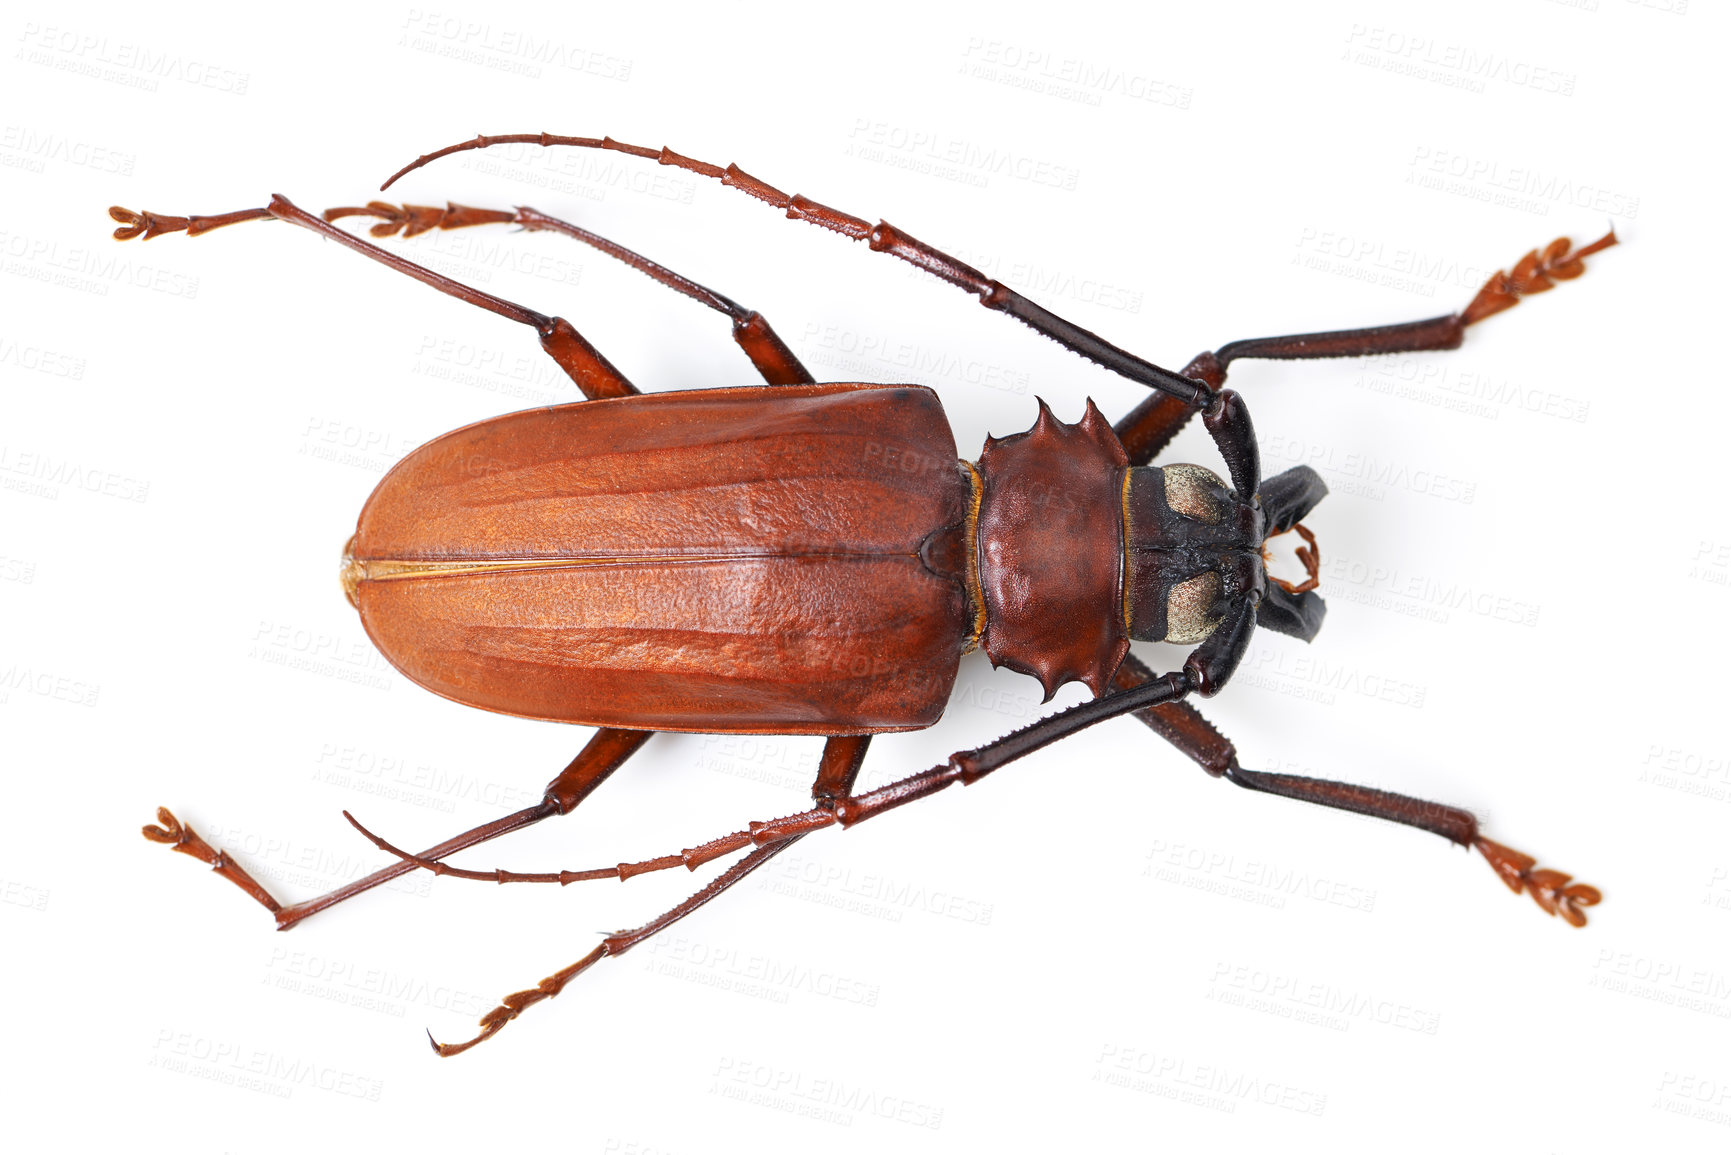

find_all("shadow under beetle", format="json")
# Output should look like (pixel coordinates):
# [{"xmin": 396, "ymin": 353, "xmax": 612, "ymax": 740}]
[{"xmin": 114, "ymin": 132, "xmax": 1611, "ymax": 1055}]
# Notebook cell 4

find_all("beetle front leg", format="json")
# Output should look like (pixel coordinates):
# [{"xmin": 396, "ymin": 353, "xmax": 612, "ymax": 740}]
[
  {"xmin": 1113, "ymin": 230, "xmax": 1617, "ymax": 465},
  {"xmin": 1107, "ymin": 655, "xmax": 1602, "ymax": 925}
]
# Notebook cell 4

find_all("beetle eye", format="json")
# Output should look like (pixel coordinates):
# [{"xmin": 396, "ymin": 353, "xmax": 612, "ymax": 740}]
[
  {"xmin": 1164, "ymin": 572, "xmax": 1222, "ymax": 644},
  {"xmin": 1162, "ymin": 464, "xmax": 1228, "ymax": 523}
]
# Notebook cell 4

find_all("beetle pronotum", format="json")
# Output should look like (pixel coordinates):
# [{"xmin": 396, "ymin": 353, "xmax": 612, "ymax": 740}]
[{"xmin": 116, "ymin": 132, "xmax": 1610, "ymax": 1055}]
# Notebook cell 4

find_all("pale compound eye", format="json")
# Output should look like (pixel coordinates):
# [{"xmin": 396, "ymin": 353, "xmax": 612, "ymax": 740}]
[
  {"xmin": 1164, "ymin": 571, "xmax": 1222, "ymax": 644},
  {"xmin": 1161, "ymin": 464, "xmax": 1228, "ymax": 524}
]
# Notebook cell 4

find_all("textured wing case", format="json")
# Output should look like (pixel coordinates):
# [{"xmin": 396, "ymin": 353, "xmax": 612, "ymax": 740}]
[{"xmin": 349, "ymin": 383, "xmax": 972, "ymax": 733}]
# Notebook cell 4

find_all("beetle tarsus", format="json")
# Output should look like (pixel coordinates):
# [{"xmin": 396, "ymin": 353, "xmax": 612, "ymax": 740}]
[
  {"xmin": 435, "ymin": 840, "xmax": 804, "ymax": 1055},
  {"xmin": 109, "ymin": 204, "xmax": 275, "ymax": 241},
  {"xmin": 1460, "ymin": 230, "xmax": 1618, "ymax": 327},
  {"xmin": 142, "ymin": 806, "xmax": 284, "ymax": 914},
  {"xmin": 434, "ymin": 943, "xmax": 611, "ymax": 1057},
  {"xmin": 141, "ymin": 805, "xmax": 188, "ymax": 847},
  {"xmin": 1476, "ymin": 837, "xmax": 1601, "ymax": 927},
  {"xmin": 321, "ymin": 200, "xmax": 517, "ymax": 238}
]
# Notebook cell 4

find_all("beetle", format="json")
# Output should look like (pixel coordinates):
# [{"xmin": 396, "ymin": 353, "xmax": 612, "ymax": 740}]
[{"xmin": 116, "ymin": 132, "xmax": 1611, "ymax": 1055}]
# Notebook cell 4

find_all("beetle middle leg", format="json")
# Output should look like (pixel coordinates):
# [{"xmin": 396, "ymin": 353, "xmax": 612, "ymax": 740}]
[
  {"xmin": 110, "ymin": 194, "xmax": 817, "ymax": 389},
  {"xmin": 321, "ymin": 200, "xmax": 815, "ymax": 386},
  {"xmin": 419, "ymin": 735, "xmax": 870, "ymax": 1057}
]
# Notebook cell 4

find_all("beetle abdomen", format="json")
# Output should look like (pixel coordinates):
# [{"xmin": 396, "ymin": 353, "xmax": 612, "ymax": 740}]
[{"xmin": 347, "ymin": 383, "xmax": 972, "ymax": 733}]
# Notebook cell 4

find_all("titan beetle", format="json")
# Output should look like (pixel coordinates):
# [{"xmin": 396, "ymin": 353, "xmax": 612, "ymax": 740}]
[{"xmin": 116, "ymin": 132, "xmax": 1610, "ymax": 1054}]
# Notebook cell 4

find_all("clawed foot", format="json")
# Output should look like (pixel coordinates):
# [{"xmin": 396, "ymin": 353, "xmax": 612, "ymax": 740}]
[
  {"xmin": 109, "ymin": 205, "xmax": 274, "ymax": 241},
  {"xmin": 1477, "ymin": 837, "xmax": 1602, "ymax": 927},
  {"xmin": 320, "ymin": 200, "xmax": 516, "ymax": 238},
  {"xmin": 429, "ymin": 943, "xmax": 610, "ymax": 1057},
  {"xmin": 143, "ymin": 806, "xmax": 283, "ymax": 914},
  {"xmin": 142, "ymin": 806, "xmax": 212, "ymax": 858},
  {"xmin": 1461, "ymin": 230, "xmax": 1618, "ymax": 326}
]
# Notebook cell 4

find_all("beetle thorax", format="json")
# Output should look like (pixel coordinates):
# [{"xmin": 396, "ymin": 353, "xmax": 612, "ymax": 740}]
[
  {"xmin": 971, "ymin": 399, "xmax": 1129, "ymax": 699},
  {"xmin": 970, "ymin": 401, "xmax": 1267, "ymax": 701}
]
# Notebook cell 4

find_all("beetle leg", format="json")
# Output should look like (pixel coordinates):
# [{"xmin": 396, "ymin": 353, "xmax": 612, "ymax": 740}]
[
  {"xmin": 810, "ymin": 734, "xmax": 871, "ymax": 811},
  {"xmin": 426, "ymin": 640, "xmax": 1299, "ymax": 1055},
  {"xmin": 397, "ymin": 636, "xmax": 1245, "ymax": 892},
  {"xmin": 1114, "ymin": 230, "xmax": 1617, "ymax": 466},
  {"xmin": 109, "ymin": 198, "xmax": 637, "ymax": 400},
  {"xmin": 142, "ymin": 807, "xmax": 284, "ymax": 915},
  {"xmin": 430, "ymin": 840, "xmax": 799, "ymax": 1057},
  {"xmin": 453, "ymin": 619, "xmax": 1640, "ymax": 1052},
  {"xmin": 380, "ymin": 134, "xmax": 1214, "ymax": 410},
  {"xmin": 144, "ymin": 728, "xmax": 650, "ymax": 930},
  {"xmin": 321, "ymin": 200, "xmax": 815, "ymax": 386},
  {"xmin": 428, "ymin": 735, "xmax": 869, "ymax": 1056},
  {"xmin": 344, "ymin": 735, "xmax": 877, "ymax": 889},
  {"xmin": 1107, "ymin": 654, "xmax": 1601, "ymax": 926}
]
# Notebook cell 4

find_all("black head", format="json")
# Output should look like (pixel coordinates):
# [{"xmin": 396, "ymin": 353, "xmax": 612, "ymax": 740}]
[{"xmin": 1123, "ymin": 463, "xmax": 1329, "ymax": 646}]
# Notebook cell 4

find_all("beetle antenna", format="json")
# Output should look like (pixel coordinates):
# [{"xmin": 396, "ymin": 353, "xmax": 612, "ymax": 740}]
[
  {"xmin": 343, "ymin": 808, "xmax": 765, "ymax": 886},
  {"xmin": 380, "ymin": 133, "xmax": 607, "ymax": 190},
  {"xmin": 340, "ymin": 811, "xmax": 484, "ymax": 880}
]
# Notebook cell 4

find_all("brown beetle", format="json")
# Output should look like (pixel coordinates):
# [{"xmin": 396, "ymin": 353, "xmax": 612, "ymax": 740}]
[{"xmin": 118, "ymin": 133, "xmax": 1611, "ymax": 1055}]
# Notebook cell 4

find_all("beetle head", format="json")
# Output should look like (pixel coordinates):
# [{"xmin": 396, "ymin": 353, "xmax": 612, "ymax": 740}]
[{"xmin": 1123, "ymin": 463, "xmax": 1328, "ymax": 647}]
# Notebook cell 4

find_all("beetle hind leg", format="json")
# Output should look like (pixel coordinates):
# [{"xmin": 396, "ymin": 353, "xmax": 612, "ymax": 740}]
[
  {"xmin": 142, "ymin": 807, "xmax": 286, "ymax": 916},
  {"xmin": 109, "ymin": 197, "xmax": 638, "ymax": 400},
  {"xmin": 109, "ymin": 195, "xmax": 814, "ymax": 389},
  {"xmin": 145, "ymin": 728, "xmax": 651, "ymax": 930}
]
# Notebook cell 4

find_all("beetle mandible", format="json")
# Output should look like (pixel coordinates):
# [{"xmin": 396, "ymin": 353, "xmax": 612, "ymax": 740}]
[{"xmin": 114, "ymin": 132, "xmax": 1612, "ymax": 1055}]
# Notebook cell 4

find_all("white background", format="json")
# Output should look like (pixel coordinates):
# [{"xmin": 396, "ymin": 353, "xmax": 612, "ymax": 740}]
[{"xmin": 4, "ymin": 0, "xmax": 1727, "ymax": 1150}]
